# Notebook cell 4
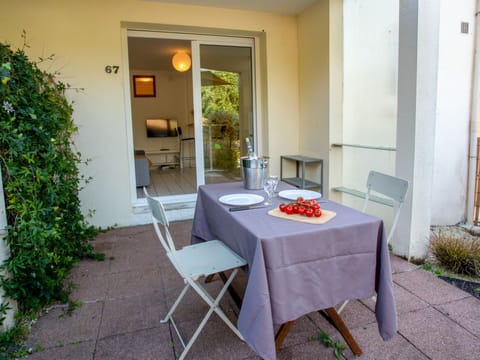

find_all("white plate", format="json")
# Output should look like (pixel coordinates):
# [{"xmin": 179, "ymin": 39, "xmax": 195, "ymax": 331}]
[
  {"xmin": 219, "ymin": 193, "xmax": 265, "ymax": 207},
  {"xmin": 278, "ymin": 189, "xmax": 322, "ymax": 201}
]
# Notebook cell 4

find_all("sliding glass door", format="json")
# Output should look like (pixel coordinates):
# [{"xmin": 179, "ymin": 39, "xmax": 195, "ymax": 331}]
[
  {"xmin": 126, "ymin": 30, "xmax": 256, "ymax": 201},
  {"xmin": 192, "ymin": 40, "xmax": 256, "ymax": 187}
]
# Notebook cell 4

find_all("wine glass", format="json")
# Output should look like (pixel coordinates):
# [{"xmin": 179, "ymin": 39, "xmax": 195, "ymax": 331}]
[
  {"xmin": 269, "ymin": 175, "xmax": 279, "ymax": 197},
  {"xmin": 263, "ymin": 175, "xmax": 278, "ymax": 205}
]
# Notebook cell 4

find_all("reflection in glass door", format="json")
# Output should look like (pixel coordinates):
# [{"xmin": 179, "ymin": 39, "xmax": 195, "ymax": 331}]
[{"xmin": 198, "ymin": 44, "xmax": 255, "ymax": 185}]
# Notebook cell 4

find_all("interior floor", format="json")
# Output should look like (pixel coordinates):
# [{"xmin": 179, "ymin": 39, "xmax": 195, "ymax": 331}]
[{"xmin": 137, "ymin": 166, "xmax": 241, "ymax": 198}]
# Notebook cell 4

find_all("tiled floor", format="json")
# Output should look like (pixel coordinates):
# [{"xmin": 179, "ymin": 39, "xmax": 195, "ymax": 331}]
[{"xmin": 21, "ymin": 221, "xmax": 480, "ymax": 359}]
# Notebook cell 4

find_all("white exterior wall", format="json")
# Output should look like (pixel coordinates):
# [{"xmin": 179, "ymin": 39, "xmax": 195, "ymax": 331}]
[
  {"xmin": 0, "ymin": 0, "xmax": 300, "ymax": 228},
  {"xmin": 431, "ymin": 0, "xmax": 476, "ymax": 225},
  {"xmin": 338, "ymin": 0, "xmax": 399, "ymax": 230}
]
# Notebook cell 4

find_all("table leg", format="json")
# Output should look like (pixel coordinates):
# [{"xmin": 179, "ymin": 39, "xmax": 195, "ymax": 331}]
[
  {"xmin": 320, "ymin": 308, "xmax": 363, "ymax": 356},
  {"xmin": 204, "ymin": 274, "xmax": 216, "ymax": 283},
  {"xmin": 275, "ymin": 321, "xmax": 295, "ymax": 350}
]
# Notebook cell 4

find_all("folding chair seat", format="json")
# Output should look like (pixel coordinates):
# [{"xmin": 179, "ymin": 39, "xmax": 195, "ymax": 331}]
[
  {"xmin": 143, "ymin": 188, "xmax": 247, "ymax": 360},
  {"xmin": 337, "ymin": 170, "xmax": 409, "ymax": 314}
]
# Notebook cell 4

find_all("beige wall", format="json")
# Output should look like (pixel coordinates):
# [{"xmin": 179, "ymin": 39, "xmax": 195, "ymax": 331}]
[
  {"xmin": 0, "ymin": 0, "xmax": 300, "ymax": 227},
  {"xmin": 298, "ymin": 0, "xmax": 331, "ymax": 194}
]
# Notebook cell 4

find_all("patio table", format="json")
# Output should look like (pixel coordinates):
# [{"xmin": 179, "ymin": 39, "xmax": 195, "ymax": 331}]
[{"xmin": 191, "ymin": 181, "xmax": 397, "ymax": 360}]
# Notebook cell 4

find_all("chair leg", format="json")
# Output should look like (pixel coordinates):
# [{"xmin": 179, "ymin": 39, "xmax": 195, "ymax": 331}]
[
  {"xmin": 337, "ymin": 299, "xmax": 349, "ymax": 314},
  {"xmin": 177, "ymin": 269, "xmax": 244, "ymax": 360},
  {"xmin": 179, "ymin": 305, "xmax": 216, "ymax": 360},
  {"xmin": 161, "ymin": 283, "xmax": 190, "ymax": 323}
]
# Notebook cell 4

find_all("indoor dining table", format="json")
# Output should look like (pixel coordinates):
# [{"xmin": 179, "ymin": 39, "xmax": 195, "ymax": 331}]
[{"xmin": 191, "ymin": 181, "xmax": 397, "ymax": 360}]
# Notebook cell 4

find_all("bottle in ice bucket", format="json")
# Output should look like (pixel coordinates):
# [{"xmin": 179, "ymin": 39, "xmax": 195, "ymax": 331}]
[
  {"xmin": 241, "ymin": 137, "xmax": 268, "ymax": 190},
  {"xmin": 245, "ymin": 137, "xmax": 256, "ymax": 159}
]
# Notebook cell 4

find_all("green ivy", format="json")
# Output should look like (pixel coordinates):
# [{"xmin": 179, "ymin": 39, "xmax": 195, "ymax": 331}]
[{"xmin": 0, "ymin": 35, "xmax": 99, "ymax": 329}]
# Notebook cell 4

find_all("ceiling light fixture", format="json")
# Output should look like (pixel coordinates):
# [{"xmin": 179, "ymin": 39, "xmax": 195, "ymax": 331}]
[{"xmin": 172, "ymin": 51, "xmax": 191, "ymax": 72}]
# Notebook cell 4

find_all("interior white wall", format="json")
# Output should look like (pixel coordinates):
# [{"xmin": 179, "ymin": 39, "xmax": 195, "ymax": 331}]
[
  {"xmin": 130, "ymin": 69, "xmax": 192, "ymax": 152},
  {"xmin": 431, "ymin": 0, "xmax": 475, "ymax": 225},
  {"xmin": 0, "ymin": 0, "xmax": 300, "ymax": 227}
]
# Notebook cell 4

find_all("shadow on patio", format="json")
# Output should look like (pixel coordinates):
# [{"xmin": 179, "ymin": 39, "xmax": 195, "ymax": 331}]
[{"xmin": 22, "ymin": 221, "xmax": 480, "ymax": 359}]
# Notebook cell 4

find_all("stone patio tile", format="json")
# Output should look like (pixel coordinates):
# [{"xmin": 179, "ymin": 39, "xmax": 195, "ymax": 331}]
[
  {"xmin": 24, "ymin": 302, "xmax": 103, "ymax": 349},
  {"xmin": 305, "ymin": 310, "xmax": 363, "ymax": 359},
  {"xmin": 105, "ymin": 267, "xmax": 163, "ymax": 300},
  {"xmin": 68, "ymin": 271, "xmax": 110, "ymax": 302},
  {"xmin": 399, "ymin": 306, "xmax": 480, "ymax": 359},
  {"xmin": 346, "ymin": 322, "xmax": 429, "ymax": 360},
  {"xmin": 334, "ymin": 299, "xmax": 377, "ymax": 329},
  {"xmin": 389, "ymin": 254, "xmax": 417, "ymax": 274},
  {"xmin": 277, "ymin": 337, "xmax": 338, "ymax": 359},
  {"xmin": 108, "ymin": 236, "xmax": 163, "ymax": 273},
  {"xmin": 69, "ymin": 257, "xmax": 113, "ymax": 277},
  {"xmin": 94, "ymin": 326, "xmax": 175, "ymax": 360},
  {"xmin": 98, "ymin": 291, "xmax": 167, "ymax": 339},
  {"xmin": 393, "ymin": 269, "xmax": 470, "ymax": 305},
  {"xmin": 162, "ymin": 280, "xmax": 240, "ymax": 324},
  {"xmin": 172, "ymin": 315, "xmax": 256, "ymax": 360},
  {"xmin": 23, "ymin": 340, "xmax": 95, "ymax": 360},
  {"xmin": 106, "ymin": 224, "xmax": 152, "ymax": 237},
  {"xmin": 361, "ymin": 282, "xmax": 429, "ymax": 315},
  {"xmin": 436, "ymin": 296, "xmax": 480, "ymax": 337},
  {"xmin": 274, "ymin": 314, "xmax": 320, "ymax": 349}
]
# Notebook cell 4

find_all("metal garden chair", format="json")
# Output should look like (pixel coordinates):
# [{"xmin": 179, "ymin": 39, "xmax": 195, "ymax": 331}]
[
  {"xmin": 143, "ymin": 188, "xmax": 247, "ymax": 359},
  {"xmin": 337, "ymin": 170, "xmax": 409, "ymax": 314}
]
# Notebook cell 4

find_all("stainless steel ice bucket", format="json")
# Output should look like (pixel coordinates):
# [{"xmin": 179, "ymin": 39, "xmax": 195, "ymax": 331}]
[{"xmin": 241, "ymin": 156, "xmax": 269, "ymax": 190}]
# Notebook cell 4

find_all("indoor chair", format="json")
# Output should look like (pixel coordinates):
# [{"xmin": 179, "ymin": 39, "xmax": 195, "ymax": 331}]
[
  {"xmin": 177, "ymin": 126, "xmax": 195, "ymax": 168},
  {"xmin": 143, "ymin": 188, "xmax": 247, "ymax": 359},
  {"xmin": 337, "ymin": 170, "xmax": 409, "ymax": 314}
]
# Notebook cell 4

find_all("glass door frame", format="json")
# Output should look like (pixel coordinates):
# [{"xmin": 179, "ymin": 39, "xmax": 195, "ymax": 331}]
[
  {"xmin": 124, "ymin": 29, "xmax": 260, "ymax": 206},
  {"xmin": 190, "ymin": 37, "xmax": 257, "ymax": 188}
]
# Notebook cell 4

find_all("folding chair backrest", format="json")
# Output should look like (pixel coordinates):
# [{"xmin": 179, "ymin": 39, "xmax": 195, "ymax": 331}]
[
  {"xmin": 143, "ymin": 187, "xmax": 177, "ymax": 256},
  {"xmin": 362, "ymin": 171, "xmax": 409, "ymax": 244}
]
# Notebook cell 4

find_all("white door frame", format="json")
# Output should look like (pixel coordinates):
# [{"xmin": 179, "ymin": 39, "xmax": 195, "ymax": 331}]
[{"xmin": 122, "ymin": 29, "xmax": 260, "ymax": 210}]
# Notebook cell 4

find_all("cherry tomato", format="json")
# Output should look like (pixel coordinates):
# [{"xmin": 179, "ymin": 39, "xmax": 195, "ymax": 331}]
[
  {"xmin": 314, "ymin": 209, "xmax": 322, "ymax": 217},
  {"xmin": 298, "ymin": 206, "xmax": 306, "ymax": 215},
  {"xmin": 313, "ymin": 203, "xmax": 321, "ymax": 209},
  {"xmin": 285, "ymin": 205, "xmax": 294, "ymax": 214},
  {"xmin": 305, "ymin": 208, "xmax": 314, "ymax": 217},
  {"xmin": 293, "ymin": 205, "xmax": 299, "ymax": 214},
  {"xmin": 279, "ymin": 203, "xmax": 286, "ymax": 212},
  {"xmin": 309, "ymin": 199, "xmax": 317, "ymax": 205},
  {"xmin": 297, "ymin": 197, "xmax": 305, "ymax": 203}
]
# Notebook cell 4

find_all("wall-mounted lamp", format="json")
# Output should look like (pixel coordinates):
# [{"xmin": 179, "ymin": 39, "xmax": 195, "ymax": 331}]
[{"xmin": 172, "ymin": 51, "xmax": 191, "ymax": 72}]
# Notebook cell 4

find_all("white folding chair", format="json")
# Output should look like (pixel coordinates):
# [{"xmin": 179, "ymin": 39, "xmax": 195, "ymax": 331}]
[
  {"xmin": 337, "ymin": 170, "xmax": 409, "ymax": 314},
  {"xmin": 143, "ymin": 188, "xmax": 247, "ymax": 360}
]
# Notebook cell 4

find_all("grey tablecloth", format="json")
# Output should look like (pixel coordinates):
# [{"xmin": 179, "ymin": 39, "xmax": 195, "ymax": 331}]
[{"xmin": 191, "ymin": 182, "xmax": 397, "ymax": 360}]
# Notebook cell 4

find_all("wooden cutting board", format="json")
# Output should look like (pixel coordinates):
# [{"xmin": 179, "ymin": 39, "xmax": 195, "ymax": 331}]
[{"xmin": 268, "ymin": 208, "xmax": 336, "ymax": 224}]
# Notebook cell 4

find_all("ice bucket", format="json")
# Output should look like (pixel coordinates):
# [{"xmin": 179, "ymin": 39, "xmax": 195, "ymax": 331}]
[{"xmin": 241, "ymin": 156, "xmax": 269, "ymax": 190}]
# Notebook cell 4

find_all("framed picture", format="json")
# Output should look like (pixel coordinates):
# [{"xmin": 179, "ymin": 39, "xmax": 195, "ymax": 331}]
[{"xmin": 133, "ymin": 75, "xmax": 156, "ymax": 97}]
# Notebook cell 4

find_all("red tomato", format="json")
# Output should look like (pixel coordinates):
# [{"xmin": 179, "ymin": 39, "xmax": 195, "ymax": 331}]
[
  {"xmin": 298, "ymin": 206, "xmax": 306, "ymax": 215},
  {"xmin": 297, "ymin": 197, "xmax": 305, "ymax": 203},
  {"xmin": 293, "ymin": 205, "xmax": 299, "ymax": 214},
  {"xmin": 285, "ymin": 205, "xmax": 294, "ymax": 215},
  {"xmin": 279, "ymin": 203, "xmax": 286, "ymax": 212},
  {"xmin": 305, "ymin": 208, "xmax": 314, "ymax": 217},
  {"xmin": 309, "ymin": 199, "xmax": 317, "ymax": 205},
  {"xmin": 314, "ymin": 209, "xmax": 322, "ymax": 217},
  {"xmin": 313, "ymin": 203, "xmax": 321, "ymax": 209}
]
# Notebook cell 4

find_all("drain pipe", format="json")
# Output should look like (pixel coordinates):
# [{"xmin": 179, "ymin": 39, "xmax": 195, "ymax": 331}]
[
  {"xmin": 467, "ymin": 0, "xmax": 480, "ymax": 226},
  {"xmin": 0, "ymin": 167, "xmax": 15, "ymax": 330}
]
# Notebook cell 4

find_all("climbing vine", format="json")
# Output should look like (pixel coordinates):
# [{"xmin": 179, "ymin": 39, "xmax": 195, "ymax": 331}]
[{"xmin": 0, "ymin": 35, "xmax": 99, "ymax": 329}]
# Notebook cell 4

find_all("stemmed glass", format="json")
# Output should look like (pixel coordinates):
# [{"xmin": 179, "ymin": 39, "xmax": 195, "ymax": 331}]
[{"xmin": 263, "ymin": 175, "xmax": 279, "ymax": 206}]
